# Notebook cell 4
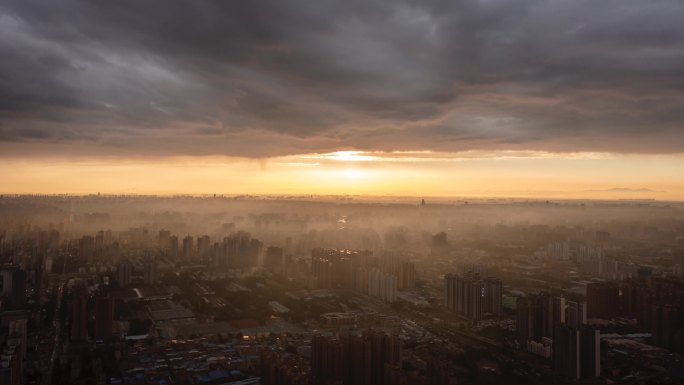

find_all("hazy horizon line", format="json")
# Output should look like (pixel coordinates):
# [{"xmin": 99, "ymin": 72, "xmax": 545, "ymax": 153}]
[{"xmin": 0, "ymin": 192, "xmax": 678, "ymax": 204}]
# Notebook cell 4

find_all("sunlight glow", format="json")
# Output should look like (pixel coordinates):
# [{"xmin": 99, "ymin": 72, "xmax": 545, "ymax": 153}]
[
  {"xmin": 0, "ymin": 153, "xmax": 683, "ymax": 199},
  {"xmin": 336, "ymin": 168, "xmax": 373, "ymax": 180}
]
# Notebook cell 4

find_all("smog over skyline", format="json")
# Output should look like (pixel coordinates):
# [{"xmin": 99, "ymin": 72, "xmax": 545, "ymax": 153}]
[
  {"xmin": 3, "ymin": 3, "xmax": 684, "ymax": 384},
  {"xmin": 1, "ymin": 0, "xmax": 684, "ymax": 198}
]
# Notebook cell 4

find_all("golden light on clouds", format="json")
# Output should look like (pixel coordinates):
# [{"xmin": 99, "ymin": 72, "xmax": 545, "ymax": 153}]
[
  {"xmin": 302, "ymin": 151, "xmax": 380, "ymax": 162},
  {"xmin": 299, "ymin": 150, "xmax": 613, "ymax": 163},
  {"xmin": 2, "ymin": 0, "xmax": 683, "ymax": 202}
]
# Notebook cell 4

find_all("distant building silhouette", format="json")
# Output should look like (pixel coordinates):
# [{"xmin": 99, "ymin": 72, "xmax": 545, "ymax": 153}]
[{"xmin": 143, "ymin": 257, "xmax": 158, "ymax": 285}]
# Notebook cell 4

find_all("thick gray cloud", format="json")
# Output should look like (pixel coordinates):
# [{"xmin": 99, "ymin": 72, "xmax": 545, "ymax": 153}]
[{"xmin": 1, "ymin": 0, "xmax": 683, "ymax": 157}]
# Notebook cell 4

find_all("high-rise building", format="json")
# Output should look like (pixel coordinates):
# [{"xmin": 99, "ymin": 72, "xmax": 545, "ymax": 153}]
[
  {"xmin": 70, "ymin": 282, "xmax": 88, "ymax": 342},
  {"xmin": 580, "ymin": 326, "xmax": 601, "ymax": 378},
  {"xmin": 158, "ymin": 230, "xmax": 171, "ymax": 251},
  {"xmin": 143, "ymin": 257, "xmax": 158, "ymax": 285},
  {"xmin": 311, "ymin": 331, "xmax": 402, "ymax": 385},
  {"xmin": 221, "ymin": 232, "xmax": 262, "ymax": 269},
  {"xmin": 78, "ymin": 235, "xmax": 95, "ymax": 263},
  {"xmin": 311, "ymin": 248, "xmax": 335, "ymax": 289},
  {"xmin": 546, "ymin": 240, "xmax": 570, "ymax": 260},
  {"xmin": 0, "ymin": 267, "xmax": 27, "ymax": 307},
  {"xmin": 399, "ymin": 260, "xmax": 416, "ymax": 290},
  {"xmin": 311, "ymin": 248, "xmax": 373, "ymax": 290},
  {"xmin": 95, "ymin": 296, "xmax": 115, "ymax": 341},
  {"xmin": 587, "ymin": 282, "xmax": 620, "ymax": 318},
  {"xmin": 484, "ymin": 277, "xmax": 503, "ymax": 316},
  {"xmin": 585, "ymin": 276, "xmax": 684, "ymax": 352},
  {"xmin": 264, "ymin": 246, "xmax": 284, "ymax": 270},
  {"xmin": 169, "ymin": 235, "xmax": 179, "ymax": 259},
  {"xmin": 651, "ymin": 303, "xmax": 684, "ymax": 351},
  {"xmin": 553, "ymin": 296, "xmax": 567, "ymax": 325},
  {"xmin": 366, "ymin": 330, "xmax": 401, "ymax": 385},
  {"xmin": 183, "ymin": 235, "xmax": 195, "ymax": 259},
  {"xmin": 12, "ymin": 269, "xmax": 26, "ymax": 307},
  {"xmin": 445, "ymin": 272, "xmax": 502, "ymax": 320},
  {"xmin": 552, "ymin": 325, "xmax": 580, "ymax": 379},
  {"xmin": 516, "ymin": 296, "xmax": 535, "ymax": 347},
  {"xmin": 517, "ymin": 291, "xmax": 573, "ymax": 351},
  {"xmin": 311, "ymin": 336, "xmax": 343, "ymax": 385},
  {"xmin": 552, "ymin": 325, "xmax": 600, "ymax": 379},
  {"xmin": 576, "ymin": 244, "xmax": 604, "ymax": 263},
  {"xmin": 368, "ymin": 268, "xmax": 397, "ymax": 303},
  {"xmin": 117, "ymin": 259, "xmax": 132, "ymax": 287},
  {"xmin": 197, "ymin": 235, "xmax": 211, "ymax": 258},
  {"xmin": 9, "ymin": 269, "xmax": 26, "ymax": 308},
  {"xmin": 566, "ymin": 300, "xmax": 587, "ymax": 328}
]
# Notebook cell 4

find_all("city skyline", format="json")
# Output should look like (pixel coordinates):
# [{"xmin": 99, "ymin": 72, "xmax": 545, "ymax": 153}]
[{"xmin": 1, "ymin": 195, "xmax": 682, "ymax": 384}]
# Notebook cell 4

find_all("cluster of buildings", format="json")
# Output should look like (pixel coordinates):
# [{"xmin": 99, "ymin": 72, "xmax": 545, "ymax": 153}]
[
  {"xmin": 117, "ymin": 257, "xmax": 158, "ymax": 287},
  {"xmin": 115, "ymin": 330, "xmax": 459, "ymax": 385},
  {"xmin": 545, "ymin": 240, "xmax": 571, "ymax": 260},
  {"xmin": 516, "ymin": 293, "xmax": 588, "ymax": 348},
  {"xmin": 587, "ymin": 276, "xmax": 684, "ymax": 352},
  {"xmin": 118, "ymin": 337, "xmax": 270, "ymax": 385},
  {"xmin": 159, "ymin": 230, "xmax": 263, "ymax": 269},
  {"xmin": 0, "ymin": 317, "xmax": 27, "ymax": 385},
  {"xmin": 575, "ymin": 244, "xmax": 647, "ymax": 280},
  {"xmin": 311, "ymin": 249, "xmax": 416, "ymax": 303},
  {"xmin": 0, "ymin": 231, "xmax": 52, "ymax": 385},
  {"xmin": 305, "ymin": 331, "xmax": 457, "ymax": 385},
  {"xmin": 5, "ymin": 197, "xmax": 684, "ymax": 385},
  {"xmin": 516, "ymin": 291, "xmax": 598, "ymax": 379},
  {"xmin": 444, "ymin": 272, "xmax": 502, "ymax": 320},
  {"xmin": 311, "ymin": 331, "xmax": 402, "ymax": 385},
  {"xmin": 69, "ymin": 280, "xmax": 118, "ymax": 343}
]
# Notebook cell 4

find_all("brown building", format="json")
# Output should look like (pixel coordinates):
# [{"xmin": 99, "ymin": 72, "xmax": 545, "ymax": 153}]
[
  {"xmin": 95, "ymin": 296, "xmax": 115, "ymax": 341},
  {"xmin": 70, "ymin": 282, "xmax": 88, "ymax": 342},
  {"xmin": 311, "ymin": 330, "xmax": 402, "ymax": 385}
]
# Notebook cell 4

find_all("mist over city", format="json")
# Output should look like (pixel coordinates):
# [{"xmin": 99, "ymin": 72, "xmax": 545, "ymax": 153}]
[{"xmin": 1, "ymin": 195, "xmax": 684, "ymax": 384}]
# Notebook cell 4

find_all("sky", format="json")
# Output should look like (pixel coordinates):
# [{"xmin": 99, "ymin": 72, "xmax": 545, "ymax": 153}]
[{"xmin": 1, "ymin": 0, "xmax": 683, "ymax": 199}]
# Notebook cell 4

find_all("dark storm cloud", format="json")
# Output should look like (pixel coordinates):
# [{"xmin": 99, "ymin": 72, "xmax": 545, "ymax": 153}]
[{"xmin": 0, "ymin": 0, "xmax": 683, "ymax": 157}]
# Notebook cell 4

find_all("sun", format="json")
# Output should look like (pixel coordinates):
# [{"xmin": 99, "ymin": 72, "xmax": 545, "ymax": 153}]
[{"xmin": 338, "ymin": 168, "xmax": 371, "ymax": 180}]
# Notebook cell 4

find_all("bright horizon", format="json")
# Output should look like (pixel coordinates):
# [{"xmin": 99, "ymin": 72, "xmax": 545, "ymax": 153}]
[{"xmin": 2, "ymin": 150, "xmax": 683, "ymax": 200}]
